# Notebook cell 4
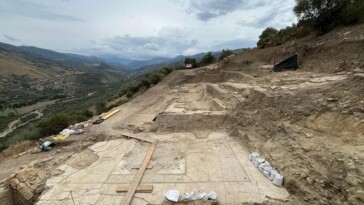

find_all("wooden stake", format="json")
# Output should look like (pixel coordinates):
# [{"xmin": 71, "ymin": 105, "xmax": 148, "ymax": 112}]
[
  {"xmin": 116, "ymin": 185, "xmax": 153, "ymax": 193},
  {"xmin": 70, "ymin": 191, "xmax": 75, "ymax": 205}
]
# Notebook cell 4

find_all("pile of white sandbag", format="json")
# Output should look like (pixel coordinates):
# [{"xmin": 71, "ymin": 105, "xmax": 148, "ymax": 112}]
[{"xmin": 249, "ymin": 152, "xmax": 284, "ymax": 187}]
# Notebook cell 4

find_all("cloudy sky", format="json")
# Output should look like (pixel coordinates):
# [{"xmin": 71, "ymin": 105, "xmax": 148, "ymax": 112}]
[{"xmin": 0, "ymin": 0, "xmax": 296, "ymax": 60}]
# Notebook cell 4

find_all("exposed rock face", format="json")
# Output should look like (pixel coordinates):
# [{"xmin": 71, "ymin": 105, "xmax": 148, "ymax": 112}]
[{"xmin": 9, "ymin": 166, "xmax": 46, "ymax": 205}]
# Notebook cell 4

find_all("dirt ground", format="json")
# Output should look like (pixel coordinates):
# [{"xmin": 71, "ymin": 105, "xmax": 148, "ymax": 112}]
[{"xmin": 0, "ymin": 25, "xmax": 363, "ymax": 205}]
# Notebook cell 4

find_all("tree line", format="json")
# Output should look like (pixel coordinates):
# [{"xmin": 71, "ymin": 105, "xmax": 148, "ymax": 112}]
[{"xmin": 184, "ymin": 49, "xmax": 234, "ymax": 69}]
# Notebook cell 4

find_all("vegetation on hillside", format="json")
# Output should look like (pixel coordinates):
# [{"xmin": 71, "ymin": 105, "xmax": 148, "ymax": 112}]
[
  {"xmin": 199, "ymin": 52, "xmax": 216, "ymax": 66},
  {"xmin": 294, "ymin": 0, "xmax": 364, "ymax": 34},
  {"xmin": 183, "ymin": 49, "xmax": 232, "ymax": 69},
  {"xmin": 257, "ymin": 0, "xmax": 364, "ymax": 48},
  {"xmin": 0, "ymin": 65, "xmax": 176, "ymax": 152},
  {"xmin": 218, "ymin": 49, "xmax": 234, "ymax": 61},
  {"xmin": 184, "ymin": 57, "xmax": 198, "ymax": 68},
  {"xmin": 119, "ymin": 66, "xmax": 174, "ymax": 99}
]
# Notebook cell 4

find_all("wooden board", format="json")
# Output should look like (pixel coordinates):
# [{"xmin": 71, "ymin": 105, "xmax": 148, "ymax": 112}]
[
  {"xmin": 120, "ymin": 141, "xmax": 157, "ymax": 205},
  {"xmin": 121, "ymin": 133, "xmax": 154, "ymax": 143},
  {"xmin": 100, "ymin": 109, "xmax": 120, "ymax": 120},
  {"xmin": 131, "ymin": 165, "xmax": 153, "ymax": 169},
  {"xmin": 116, "ymin": 185, "xmax": 153, "ymax": 193},
  {"xmin": 52, "ymin": 134, "xmax": 70, "ymax": 141}
]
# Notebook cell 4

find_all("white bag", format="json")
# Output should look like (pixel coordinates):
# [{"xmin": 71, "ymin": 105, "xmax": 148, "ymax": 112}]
[
  {"xmin": 258, "ymin": 163, "xmax": 266, "ymax": 172},
  {"xmin": 269, "ymin": 170, "xmax": 278, "ymax": 181},
  {"xmin": 264, "ymin": 165, "xmax": 273, "ymax": 173},
  {"xmin": 208, "ymin": 191, "xmax": 217, "ymax": 200},
  {"xmin": 272, "ymin": 174, "xmax": 284, "ymax": 187},
  {"xmin": 255, "ymin": 158, "xmax": 265, "ymax": 168},
  {"xmin": 249, "ymin": 152, "xmax": 259, "ymax": 161},
  {"xmin": 165, "ymin": 190, "xmax": 180, "ymax": 202},
  {"xmin": 263, "ymin": 170, "xmax": 270, "ymax": 178}
]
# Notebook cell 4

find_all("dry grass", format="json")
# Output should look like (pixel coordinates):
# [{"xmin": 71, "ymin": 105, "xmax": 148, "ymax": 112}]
[{"xmin": 0, "ymin": 140, "xmax": 35, "ymax": 163}]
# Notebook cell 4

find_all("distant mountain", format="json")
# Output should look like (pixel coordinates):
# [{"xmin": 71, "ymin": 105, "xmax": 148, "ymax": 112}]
[
  {"xmin": 0, "ymin": 41, "xmax": 231, "ymax": 72},
  {"xmin": 134, "ymin": 51, "xmax": 223, "ymax": 72},
  {"xmin": 98, "ymin": 51, "xmax": 223, "ymax": 71},
  {"xmin": 0, "ymin": 42, "xmax": 125, "ymax": 70},
  {"xmin": 98, "ymin": 56, "xmax": 171, "ymax": 69}
]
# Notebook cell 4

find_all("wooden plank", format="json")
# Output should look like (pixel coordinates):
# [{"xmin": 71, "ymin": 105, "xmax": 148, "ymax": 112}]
[
  {"xmin": 131, "ymin": 165, "xmax": 153, "ymax": 169},
  {"xmin": 121, "ymin": 133, "xmax": 154, "ymax": 143},
  {"xmin": 100, "ymin": 109, "xmax": 120, "ymax": 120},
  {"xmin": 116, "ymin": 185, "xmax": 153, "ymax": 193},
  {"xmin": 52, "ymin": 134, "xmax": 70, "ymax": 141},
  {"xmin": 121, "ymin": 141, "xmax": 157, "ymax": 205}
]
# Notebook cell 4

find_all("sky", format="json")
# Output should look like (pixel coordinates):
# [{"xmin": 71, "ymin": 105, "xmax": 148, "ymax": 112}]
[{"xmin": 0, "ymin": 0, "xmax": 297, "ymax": 60}]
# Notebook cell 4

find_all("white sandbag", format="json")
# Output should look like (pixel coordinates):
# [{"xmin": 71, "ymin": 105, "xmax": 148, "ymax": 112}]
[
  {"xmin": 254, "ymin": 158, "xmax": 265, "ymax": 168},
  {"xmin": 182, "ymin": 190, "xmax": 217, "ymax": 201},
  {"xmin": 263, "ymin": 170, "xmax": 270, "ymax": 178},
  {"xmin": 269, "ymin": 170, "xmax": 278, "ymax": 181},
  {"xmin": 258, "ymin": 163, "xmax": 266, "ymax": 172},
  {"xmin": 252, "ymin": 157, "xmax": 257, "ymax": 165},
  {"xmin": 249, "ymin": 152, "xmax": 259, "ymax": 162},
  {"xmin": 208, "ymin": 191, "xmax": 217, "ymax": 200},
  {"xmin": 264, "ymin": 165, "xmax": 273, "ymax": 173},
  {"xmin": 60, "ymin": 129, "xmax": 76, "ymax": 135},
  {"xmin": 197, "ymin": 193, "xmax": 208, "ymax": 200},
  {"xmin": 182, "ymin": 189, "xmax": 197, "ymax": 201},
  {"xmin": 272, "ymin": 174, "xmax": 284, "ymax": 187},
  {"xmin": 165, "ymin": 190, "xmax": 180, "ymax": 202},
  {"xmin": 259, "ymin": 162, "xmax": 271, "ymax": 172}
]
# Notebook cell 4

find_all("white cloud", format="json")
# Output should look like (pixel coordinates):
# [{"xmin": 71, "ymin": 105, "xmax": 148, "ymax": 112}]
[{"xmin": 0, "ymin": 0, "xmax": 297, "ymax": 59}]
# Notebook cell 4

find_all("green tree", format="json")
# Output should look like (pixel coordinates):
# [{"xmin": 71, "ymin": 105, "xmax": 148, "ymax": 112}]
[
  {"xmin": 200, "ymin": 52, "xmax": 216, "ymax": 66},
  {"xmin": 218, "ymin": 49, "xmax": 234, "ymax": 61},
  {"xmin": 257, "ymin": 27, "xmax": 278, "ymax": 48},
  {"xmin": 294, "ymin": 0, "xmax": 364, "ymax": 34}
]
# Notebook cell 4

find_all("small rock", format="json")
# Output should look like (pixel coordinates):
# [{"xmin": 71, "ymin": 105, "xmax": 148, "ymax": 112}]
[
  {"xmin": 307, "ymin": 177, "xmax": 314, "ymax": 184},
  {"xmin": 9, "ymin": 178, "xmax": 20, "ymax": 188},
  {"xmin": 327, "ymin": 97, "xmax": 338, "ymax": 102},
  {"xmin": 17, "ymin": 186, "xmax": 34, "ymax": 201}
]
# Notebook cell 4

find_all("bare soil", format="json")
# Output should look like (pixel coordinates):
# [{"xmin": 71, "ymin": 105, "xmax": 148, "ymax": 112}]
[{"xmin": 0, "ymin": 24, "xmax": 363, "ymax": 205}]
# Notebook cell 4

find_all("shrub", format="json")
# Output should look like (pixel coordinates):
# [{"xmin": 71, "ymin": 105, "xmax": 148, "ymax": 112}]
[
  {"xmin": 140, "ymin": 78, "xmax": 151, "ymax": 88},
  {"xmin": 95, "ymin": 102, "xmax": 107, "ymax": 114},
  {"xmin": 37, "ymin": 114, "xmax": 70, "ymax": 136},
  {"xmin": 218, "ymin": 49, "xmax": 234, "ymax": 61},
  {"xmin": 79, "ymin": 109, "xmax": 93, "ymax": 118},
  {"xmin": 257, "ymin": 25, "xmax": 310, "ymax": 48},
  {"xmin": 126, "ymin": 91, "xmax": 134, "ymax": 98},
  {"xmin": 199, "ymin": 52, "xmax": 216, "ymax": 66},
  {"xmin": 257, "ymin": 27, "xmax": 279, "ymax": 48}
]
